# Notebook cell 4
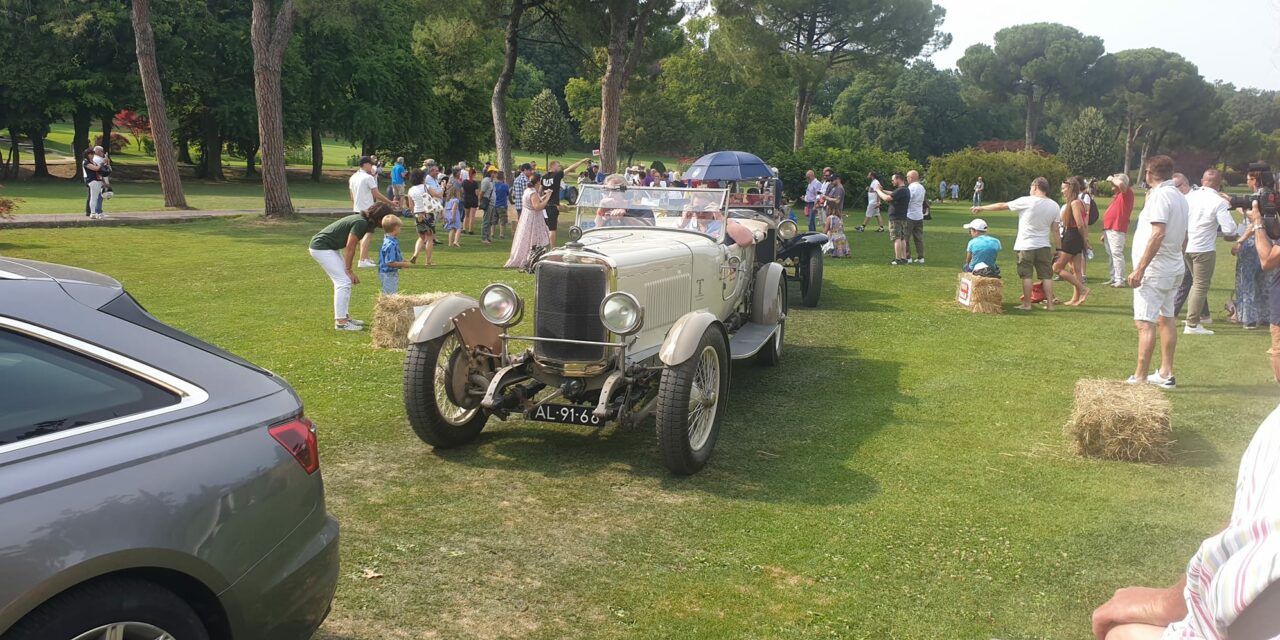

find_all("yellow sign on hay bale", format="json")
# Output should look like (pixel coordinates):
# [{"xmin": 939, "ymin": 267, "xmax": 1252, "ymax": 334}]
[
  {"xmin": 1064, "ymin": 379, "xmax": 1173, "ymax": 463},
  {"xmin": 372, "ymin": 292, "xmax": 456, "ymax": 350},
  {"xmin": 957, "ymin": 272, "xmax": 1003, "ymax": 314}
]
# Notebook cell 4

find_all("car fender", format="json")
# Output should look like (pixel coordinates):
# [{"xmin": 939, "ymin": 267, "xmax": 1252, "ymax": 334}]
[
  {"xmin": 777, "ymin": 233, "xmax": 828, "ymax": 260},
  {"xmin": 407, "ymin": 294, "xmax": 479, "ymax": 344},
  {"xmin": 752, "ymin": 262, "xmax": 785, "ymax": 325},
  {"xmin": 659, "ymin": 311, "xmax": 726, "ymax": 366}
]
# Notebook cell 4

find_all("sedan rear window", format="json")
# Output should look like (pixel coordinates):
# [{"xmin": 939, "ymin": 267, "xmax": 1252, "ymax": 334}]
[{"xmin": 0, "ymin": 329, "xmax": 180, "ymax": 445}]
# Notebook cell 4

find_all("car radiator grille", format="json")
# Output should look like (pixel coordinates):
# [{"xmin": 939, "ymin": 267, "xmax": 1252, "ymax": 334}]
[{"xmin": 534, "ymin": 262, "xmax": 608, "ymax": 362}]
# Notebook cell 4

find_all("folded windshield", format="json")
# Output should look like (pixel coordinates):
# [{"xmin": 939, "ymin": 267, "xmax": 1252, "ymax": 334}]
[{"xmin": 574, "ymin": 185, "xmax": 729, "ymax": 240}]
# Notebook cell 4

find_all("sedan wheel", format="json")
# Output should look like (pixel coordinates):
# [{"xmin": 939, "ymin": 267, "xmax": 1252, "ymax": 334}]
[{"xmin": 656, "ymin": 326, "xmax": 729, "ymax": 474}]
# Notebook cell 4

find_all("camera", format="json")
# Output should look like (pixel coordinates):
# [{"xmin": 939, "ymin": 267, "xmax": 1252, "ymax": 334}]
[{"xmin": 1232, "ymin": 163, "xmax": 1280, "ymax": 239}]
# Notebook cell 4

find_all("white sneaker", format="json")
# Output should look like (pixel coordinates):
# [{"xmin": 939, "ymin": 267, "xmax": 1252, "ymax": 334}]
[
  {"xmin": 335, "ymin": 322, "xmax": 363, "ymax": 332},
  {"xmin": 357, "ymin": 259, "xmax": 376, "ymax": 268},
  {"xmin": 1183, "ymin": 324, "xmax": 1214, "ymax": 335},
  {"xmin": 906, "ymin": 258, "xmax": 916, "ymax": 264},
  {"xmin": 1147, "ymin": 371, "xmax": 1176, "ymax": 389},
  {"xmin": 346, "ymin": 317, "xmax": 366, "ymax": 327},
  {"xmin": 916, "ymin": 258, "xmax": 925, "ymax": 264},
  {"xmin": 1125, "ymin": 375, "xmax": 1141, "ymax": 385}
]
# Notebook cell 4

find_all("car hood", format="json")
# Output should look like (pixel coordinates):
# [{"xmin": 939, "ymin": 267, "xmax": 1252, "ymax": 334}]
[{"xmin": 561, "ymin": 228, "xmax": 712, "ymax": 269}]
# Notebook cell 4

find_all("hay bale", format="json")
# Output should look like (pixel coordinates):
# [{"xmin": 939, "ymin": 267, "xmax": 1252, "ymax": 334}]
[
  {"xmin": 957, "ymin": 272, "xmax": 1003, "ymax": 314},
  {"xmin": 371, "ymin": 291, "xmax": 455, "ymax": 350},
  {"xmin": 1065, "ymin": 379, "xmax": 1172, "ymax": 463}
]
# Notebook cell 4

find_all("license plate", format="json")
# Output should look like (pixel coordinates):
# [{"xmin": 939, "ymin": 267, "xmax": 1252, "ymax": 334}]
[{"xmin": 528, "ymin": 403, "xmax": 604, "ymax": 427}]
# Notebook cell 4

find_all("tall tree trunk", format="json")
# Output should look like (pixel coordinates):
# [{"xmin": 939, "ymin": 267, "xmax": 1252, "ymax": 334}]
[
  {"xmin": 28, "ymin": 126, "xmax": 49, "ymax": 178},
  {"xmin": 245, "ymin": 143, "xmax": 259, "ymax": 176},
  {"xmin": 599, "ymin": 1, "xmax": 649, "ymax": 175},
  {"xmin": 177, "ymin": 132, "xmax": 193, "ymax": 164},
  {"xmin": 7, "ymin": 127, "xmax": 20, "ymax": 179},
  {"xmin": 362, "ymin": 139, "xmax": 374, "ymax": 156},
  {"xmin": 201, "ymin": 112, "xmax": 224, "ymax": 181},
  {"xmin": 72, "ymin": 109, "xmax": 92, "ymax": 172},
  {"xmin": 492, "ymin": 0, "xmax": 525, "ymax": 180},
  {"xmin": 1023, "ymin": 94, "xmax": 1042, "ymax": 149},
  {"xmin": 1138, "ymin": 133, "xmax": 1153, "ymax": 182},
  {"xmin": 1123, "ymin": 117, "xmax": 1135, "ymax": 176},
  {"xmin": 131, "ymin": 0, "xmax": 188, "ymax": 207},
  {"xmin": 251, "ymin": 0, "xmax": 297, "ymax": 218},
  {"xmin": 310, "ymin": 122, "xmax": 323, "ymax": 182},
  {"xmin": 792, "ymin": 84, "xmax": 812, "ymax": 151},
  {"xmin": 101, "ymin": 115, "xmax": 113, "ymax": 149}
]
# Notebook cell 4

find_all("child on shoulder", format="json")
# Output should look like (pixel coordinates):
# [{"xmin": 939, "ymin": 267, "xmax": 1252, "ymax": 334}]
[{"xmin": 378, "ymin": 216, "xmax": 413, "ymax": 294}]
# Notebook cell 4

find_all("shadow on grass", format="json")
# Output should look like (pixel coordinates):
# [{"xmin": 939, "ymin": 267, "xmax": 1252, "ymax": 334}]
[
  {"xmin": 1170, "ymin": 429, "xmax": 1222, "ymax": 468},
  {"xmin": 799, "ymin": 279, "xmax": 902, "ymax": 314},
  {"xmin": 429, "ymin": 346, "xmax": 907, "ymax": 506},
  {"xmin": 0, "ymin": 243, "xmax": 48, "ymax": 251}
]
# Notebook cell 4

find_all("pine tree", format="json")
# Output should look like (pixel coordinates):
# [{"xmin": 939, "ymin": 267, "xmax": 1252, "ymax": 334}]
[
  {"xmin": 1058, "ymin": 107, "xmax": 1122, "ymax": 179},
  {"xmin": 519, "ymin": 89, "xmax": 571, "ymax": 166}
]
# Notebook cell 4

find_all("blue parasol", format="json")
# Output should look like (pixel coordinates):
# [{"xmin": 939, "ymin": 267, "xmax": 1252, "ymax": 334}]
[{"xmin": 683, "ymin": 151, "xmax": 772, "ymax": 181}]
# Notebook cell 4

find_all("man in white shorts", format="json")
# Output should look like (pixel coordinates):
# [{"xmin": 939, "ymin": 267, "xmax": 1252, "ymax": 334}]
[
  {"xmin": 857, "ymin": 171, "xmax": 885, "ymax": 232},
  {"xmin": 1127, "ymin": 155, "xmax": 1189, "ymax": 389}
]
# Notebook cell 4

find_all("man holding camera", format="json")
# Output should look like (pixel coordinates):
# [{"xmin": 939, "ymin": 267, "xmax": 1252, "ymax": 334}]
[
  {"xmin": 1234, "ymin": 164, "xmax": 1280, "ymax": 381},
  {"xmin": 1127, "ymin": 156, "xmax": 1189, "ymax": 390}
]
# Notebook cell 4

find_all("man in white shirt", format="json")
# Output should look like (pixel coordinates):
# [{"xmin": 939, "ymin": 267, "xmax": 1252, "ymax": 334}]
[
  {"xmin": 905, "ymin": 170, "xmax": 926, "ymax": 263},
  {"xmin": 803, "ymin": 170, "xmax": 820, "ymax": 230},
  {"xmin": 350, "ymin": 156, "xmax": 396, "ymax": 268},
  {"xmin": 1128, "ymin": 156, "xmax": 1190, "ymax": 389},
  {"xmin": 972, "ymin": 177, "xmax": 1060, "ymax": 310},
  {"xmin": 1174, "ymin": 169, "xmax": 1235, "ymax": 335},
  {"xmin": 857, "ymin": 171, "xmax": 885, "ymax": 233}
]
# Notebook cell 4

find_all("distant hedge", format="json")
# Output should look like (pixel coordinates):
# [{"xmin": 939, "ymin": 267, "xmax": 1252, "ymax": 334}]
[
  {"xmin": 926, "ymin": 149, "xmax": 1069, "ymax": 203},
  {"xmin": 771, "ymin": 146, "xmax": 915, "ymax": 204}
]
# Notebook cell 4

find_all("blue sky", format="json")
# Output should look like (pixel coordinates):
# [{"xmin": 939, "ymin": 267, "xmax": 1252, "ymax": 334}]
[{"xmin": 927, "ymin": 0, "xmax": 1280, "ymax": 91}]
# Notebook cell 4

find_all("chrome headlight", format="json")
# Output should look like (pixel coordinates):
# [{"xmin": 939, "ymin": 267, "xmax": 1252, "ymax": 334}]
[
  {"xmin": 600, "ymin": 291, "xmax": 643, "ymax": 335},
  {"xmin": 567, "ymin": 225, "xmax": 584, "ymax": 242},
  {"xmin": 778, "ymin": 219, "xmax": 798, "ymax": 240},
  {"xmin": 480, "ymin": 283, "xmax": 521, "ymax": 327}
]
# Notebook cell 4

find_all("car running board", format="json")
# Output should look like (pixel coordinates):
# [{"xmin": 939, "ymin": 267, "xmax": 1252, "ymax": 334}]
[{"xmin": 728, "ymin": 323, "xmax": 778, "ymax": 360}]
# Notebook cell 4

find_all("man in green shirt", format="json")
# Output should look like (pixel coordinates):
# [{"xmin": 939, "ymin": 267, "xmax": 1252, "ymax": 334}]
[{"xmin": 309, "ymin": 202, "xmax": 398, "ymax": 330}]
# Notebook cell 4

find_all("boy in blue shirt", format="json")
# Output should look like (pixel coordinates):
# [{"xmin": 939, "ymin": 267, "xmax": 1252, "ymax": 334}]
[
  {"xmin": 378, "ymin": 216, "xmax": 412, "ymax": 294},
  {"xmin": 962, "ymin": 218, "xmax": 1001, "ymax": 272}
]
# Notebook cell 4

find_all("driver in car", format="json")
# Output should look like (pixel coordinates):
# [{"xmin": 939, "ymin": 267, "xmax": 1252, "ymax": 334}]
[{"xmin": 595, "ymin": 175, "xmax": 656, "ymax": 227}]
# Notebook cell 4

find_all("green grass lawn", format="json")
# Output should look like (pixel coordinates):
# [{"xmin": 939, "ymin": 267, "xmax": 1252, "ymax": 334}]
[
  {"xmin": 0, "ymin": 177, "xmax": 353, "ymax": 214},
  {"xmin": 0, "ymin": 201, "xmax": 1267, "ymax": 639}
]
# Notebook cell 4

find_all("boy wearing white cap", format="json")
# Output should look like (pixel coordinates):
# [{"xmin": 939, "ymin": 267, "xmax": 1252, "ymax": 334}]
[{"xmin": 963, "ymin": 218, "xmax": 1001, "ymax": 272}]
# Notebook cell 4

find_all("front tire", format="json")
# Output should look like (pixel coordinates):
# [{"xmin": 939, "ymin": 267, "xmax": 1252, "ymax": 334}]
[
  {"xmin": 3, "ymin": 577, "xmax": 209, "ymax": 640},
  {"xmin": 404, "ymin": 331, "xmax": 488, "ymax": 448},
  {"xmin": 800, "ymin": 247, "xmax": 823, "ymax": 307},
  {"xmin": 656, "ymin": 326, "xmax": 729, "ymax": 475},
  {"xmin": 757, "ymin": 277, "xmax": 787, "ymax": 366}
]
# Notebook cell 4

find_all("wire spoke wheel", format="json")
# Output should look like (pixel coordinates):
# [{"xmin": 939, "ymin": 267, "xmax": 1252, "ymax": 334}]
[
  {"xmin": 71, "ymin": 622, "xmax": 175, "ymax": 640},
  {"xmin": 686, "ymin": 345, "xmax": 721, "ymax": 450},
  {"xmin": 433, "ymin": 333, "xmax": 477, "ymax": 426}
]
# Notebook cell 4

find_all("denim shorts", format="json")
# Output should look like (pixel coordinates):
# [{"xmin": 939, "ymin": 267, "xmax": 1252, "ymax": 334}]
[{"xmin": 378, "ymin": 271, "xmax": 399, "ymax": 295}]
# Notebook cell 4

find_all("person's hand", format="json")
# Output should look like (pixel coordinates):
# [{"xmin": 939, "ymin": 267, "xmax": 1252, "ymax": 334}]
[
  {"xmin": 1247, "ymin": 203, "xmax": 1263, "ymax": 226},
  {"xmin": 347, "ymin": 270, "xmax": 360, "ymax": 285},
  {"xmin": 1091, "ymin": 586, "xmax": 1184, "ymax": 640},
  {"xmin": 1099, "ymin": 233, "xmax": 1106, "ymax": 244},
  {"xmin": 970, "ymin": 206, "xmax": 981, "ymax": 214},
  {"xmin": 1127, "ymin": 266, "xmax": 1145, "ymax": 288}
]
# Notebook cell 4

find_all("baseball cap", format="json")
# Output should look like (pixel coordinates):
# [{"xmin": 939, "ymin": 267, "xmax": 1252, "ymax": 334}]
[
  {"xmin": 963, "ymin": 218, "xmax": 989, "ymax": 232},
  {"xmin": 358, "ymin": 155, "xmax": 373, "ymax": 167}
]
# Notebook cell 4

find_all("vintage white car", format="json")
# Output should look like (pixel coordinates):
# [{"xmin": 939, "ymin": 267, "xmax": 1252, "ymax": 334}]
[{"xmin": 401, "ymin": 184, "xmax": 792, "ymax": 474}]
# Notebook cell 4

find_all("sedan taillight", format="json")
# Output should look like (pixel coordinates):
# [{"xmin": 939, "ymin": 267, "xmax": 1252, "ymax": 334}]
[{"xmin": 269, "ymin": 416, "xmax": 319, "ymax": 474}]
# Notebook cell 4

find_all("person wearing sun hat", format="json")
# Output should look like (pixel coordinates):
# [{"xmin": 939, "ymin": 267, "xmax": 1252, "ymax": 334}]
[
  {"xmin": 1101, "ymin": 172, "xmax": 1136, "ymax": 287},
  {"xmin": 962, "ymin": 218, "xmax": 1001, "ymax": 273}
]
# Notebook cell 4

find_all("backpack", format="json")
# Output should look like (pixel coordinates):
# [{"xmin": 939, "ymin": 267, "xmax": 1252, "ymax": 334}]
[{"xmin": 1085, "ymin": 195, "xmax": 1099, "ymax": 226}]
